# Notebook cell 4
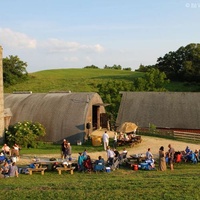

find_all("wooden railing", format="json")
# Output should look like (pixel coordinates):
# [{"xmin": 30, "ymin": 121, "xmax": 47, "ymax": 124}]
[{"xmin": 173, "ymin": 131, "xmax": 200, "ymax": 141}]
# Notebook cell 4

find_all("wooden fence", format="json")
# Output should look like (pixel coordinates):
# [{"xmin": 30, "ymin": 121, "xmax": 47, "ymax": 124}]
[
  {"xmin": 138, "ymin": 128, "xmax": 200, "ymax": 141},
  {"xmin": 173, "ymin": 131, "xmax": 200, "ymax": 141}
]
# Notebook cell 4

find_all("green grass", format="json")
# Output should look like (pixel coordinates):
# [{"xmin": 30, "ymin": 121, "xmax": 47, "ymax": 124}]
[
  {"xmin": 1, "ymin": 163, "xmax": 200, "ymax": 200},
  {"xmin": 4, "ymin": 68, "xmax": 200, "ymax": 93},
  {"xmin": 2, "ymin": 136, "xmax": 200, "ymax": 199},
  {"xmin": 164, "ymin": 81, "xmax": 200, "ymax": 92},
  {"xmin": 19, "ymin": 140, "xmax": 126, "ymax": 155},
  {"xmin": 4, "ymin": 69, "xmax": 143, "ymax": 93}
]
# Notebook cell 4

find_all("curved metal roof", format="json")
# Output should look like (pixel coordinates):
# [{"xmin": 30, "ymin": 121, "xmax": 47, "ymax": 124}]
[{"xmin": 4, "ymin": 92, "xmax": 105, "ymax": 143}]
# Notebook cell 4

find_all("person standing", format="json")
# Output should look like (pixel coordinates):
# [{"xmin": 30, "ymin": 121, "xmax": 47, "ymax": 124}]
[
  {"xmin": 66, "ymin": 143, "xmax": 72, "ymax": 161},
  {"xmin": 168, "ymin": 144, "xmax": 175, "ymax": 170},
  {"xmin": 106, "ymin": 146, "xmax": 115, "ymax": 166},
  {"xmin": 102, "ymin": 131, "xmax": 109, "ymax": 150},
  {"xmin": 61, "ymin": 139, "xmax": 67, "ymax": 159},
  {"xmin": 113, "ymin": 132, "xmax": 118, "ymax": 149},
  {"xmin": 158, "ymin": 146, "xmax": 166, "ymax": 171}
]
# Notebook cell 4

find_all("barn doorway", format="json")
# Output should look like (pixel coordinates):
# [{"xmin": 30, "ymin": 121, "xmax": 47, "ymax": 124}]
[{"xmin": 92, "ymin": 105, "xmax": 109, "ymax": 130}]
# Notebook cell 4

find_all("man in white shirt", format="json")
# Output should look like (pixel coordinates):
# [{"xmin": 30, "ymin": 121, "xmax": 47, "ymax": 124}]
[
  {"xmin": 106, "ymin": 146, "xmax": 115, "ymax": 166},
  {"xmin": 102, "ymin": 131, "xmax": 109, "ymax": 150}
]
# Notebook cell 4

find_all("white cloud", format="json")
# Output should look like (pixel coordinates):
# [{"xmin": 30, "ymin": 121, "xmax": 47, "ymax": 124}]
[
  {"xmin": 64, "ymin": 56, "xmax": 79, "ymax": 62},
  {"xmin": 94, "ymin": 44, "xmax": 104, "ymax": 52},
  {"xmin": 85, "ymin": 56, "xmax": 92, "ymax": 62},
  {"xmin": 44, "ymin": 38, "xmax": 104, "ymax": 53},
  {"xmin": 0, "ymin": 28, "xmax": 37, "ymax": 49}
]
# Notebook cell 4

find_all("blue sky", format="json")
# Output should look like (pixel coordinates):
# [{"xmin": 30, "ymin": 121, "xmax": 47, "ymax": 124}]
[{"xmin": 1, "ymin": 0, "xmax": 200, "ymax": 72}]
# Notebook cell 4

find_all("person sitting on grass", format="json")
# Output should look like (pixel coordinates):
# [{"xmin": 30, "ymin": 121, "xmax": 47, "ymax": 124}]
[
  {"xmin": 78, "ymin": 152, "xmax": 85, "ymax": 172},
  {"xmin": 8, "ymin": 162, "xmax": 18, "ymax": 178},
  {"xmin": 1, "ymin": 144, "xmax": 10, "ymax": 156},
  {"xmin": 83, "ymin": 155, "xmax": 93, "ymax": 172},
  {"xmin": 1, "ymin": 161, "xmax": 10, "ymax": 177},
  {"xmin": 94, "ymin": 156, "xmax": 105, "ymax": 172}
]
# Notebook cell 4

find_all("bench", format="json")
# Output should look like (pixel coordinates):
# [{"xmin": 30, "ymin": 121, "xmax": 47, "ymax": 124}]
[
  {"xmin": 27, "ymin": 167, "xmax": 47, "ymax": 175},
  {"xmin": 56, "ymin": 165, "xmax": 75, "ymax": 175}
]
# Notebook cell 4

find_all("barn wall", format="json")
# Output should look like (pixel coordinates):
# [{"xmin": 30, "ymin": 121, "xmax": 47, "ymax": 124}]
[
  {"xmin": 117, "ymin": 92, "xmax": 200, "ymax": 130},
  {"xmin": 4, "ymin": 92, "xmax": 106, "ymax": 144}
]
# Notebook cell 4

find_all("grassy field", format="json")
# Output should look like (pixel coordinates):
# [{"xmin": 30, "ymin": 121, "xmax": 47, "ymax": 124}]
[
  {"xmin": 1, "ymin": 138, "xmax": 200, "ymax": 200},
  {"xmin": 1, "ymin": 162, "xmax": 200, "ymax": 200},
  {"xmin": 4, "ymin": 69, "xmax": 143, "ymax": 93},
  {"xmin": 2, "ymin": 68, "xmax": 200, "ymax": 199},
  {"xmin": 4, "ymin": 68, "xmax": 200, "ymax": 93}
]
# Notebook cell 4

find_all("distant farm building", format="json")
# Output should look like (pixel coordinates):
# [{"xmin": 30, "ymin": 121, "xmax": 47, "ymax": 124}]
[
  {"xmin": 116, "ymin": 92, "xmax": 200, "ymax": 133},
  {"xmin": 4, "ymin": 92, "xmax": 109, "ymax": 144}
]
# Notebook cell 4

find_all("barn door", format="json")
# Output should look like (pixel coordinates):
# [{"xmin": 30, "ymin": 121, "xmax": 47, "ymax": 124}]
[{"xmin": 100, "ymin": 113, "xmax": 108, "ymax": 129}]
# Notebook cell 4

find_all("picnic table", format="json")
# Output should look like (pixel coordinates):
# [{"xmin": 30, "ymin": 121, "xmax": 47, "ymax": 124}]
[
  {"xmin": 56, "ymin": 164, "xmax": 75, "ymax": 175},
  {"xmin": 27, "ymin": 164, "xmax": 47, "ymax": 175},
  {"xmin": 117, "ymin": 135, "xmax": 142, "ymax": 147},
  {"xmin": 126, "ymin": 154, "xmax": 146, "ymax": 167}
]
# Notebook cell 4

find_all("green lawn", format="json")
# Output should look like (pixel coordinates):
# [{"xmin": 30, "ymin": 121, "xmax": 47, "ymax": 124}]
[
  {"xmin": 1, "ymin": 138, "xmax": 200, "ymax": 199},
  {"xmin": 1, "ymin": 162, "xmax": 200, "ymax": 200}
]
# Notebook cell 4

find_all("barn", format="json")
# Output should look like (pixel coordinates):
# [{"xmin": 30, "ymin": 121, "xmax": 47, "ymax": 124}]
[
  {"xmin": 4, "ymin": 92, "xmax": 108, "ymax": 144},
  {"xmin": 116, "ymin": 92, "xmax": 200, "ymax": 132}
]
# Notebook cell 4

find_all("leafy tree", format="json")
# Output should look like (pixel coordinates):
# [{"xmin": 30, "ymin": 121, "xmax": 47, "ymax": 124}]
[
  {"xmin": 133, "ymin": 68, "xmax": 169, "ymax": 91},
  {"xmin": 156, "ymin": 43, "xmax": 200, "ymax": 82},
  {"xmin": 123, "ymin": 67, "xmax": 132, "ymax": 71},
  {"xmin": 97, "ymin": 80, "xmax": 133, "ymax": 125},
  {"xmin": 3, "ymin": 55, "xmax": 28, "ymax": 87},
  {"xmin": 5, "ymin": 121, "xmax": 46, "ymax": 148},
  {"xmin": 136, "ymin": 64, "xmax": 154, "ymax": 72},
  {"xmin": 84, "ymin": 65, "xmax": 99, "ymax": 69},
  {"xmin": 104, "ymin": 64, "xmax": 122, "ymax": 70}
]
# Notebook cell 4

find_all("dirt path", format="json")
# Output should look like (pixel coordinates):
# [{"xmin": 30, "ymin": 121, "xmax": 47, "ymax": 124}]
[{"xmin": 17, "ymin": 136, "xmax": 200, "ymax": 165}]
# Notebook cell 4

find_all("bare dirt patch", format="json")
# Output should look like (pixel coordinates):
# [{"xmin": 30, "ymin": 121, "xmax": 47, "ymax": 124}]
[{"xmin": 17, "ymin": 136, "xmax": 200, "ymax": 165}]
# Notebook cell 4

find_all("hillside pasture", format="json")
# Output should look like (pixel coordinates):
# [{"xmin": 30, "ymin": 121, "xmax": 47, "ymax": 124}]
[{"xmin": 4, "ymin": 69, "xmax": 143, "ymax": 93}]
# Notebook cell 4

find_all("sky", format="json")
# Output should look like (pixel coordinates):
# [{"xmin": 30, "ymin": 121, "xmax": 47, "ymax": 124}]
[{"xmin": 1, "ymin": 0, "xmax": 200, "ymax": 73}]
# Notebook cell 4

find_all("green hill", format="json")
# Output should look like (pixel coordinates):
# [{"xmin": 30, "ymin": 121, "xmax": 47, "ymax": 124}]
[
  {"xmin": 4, "ymin": 68, "xmax": 143, "ymax": 93},
  {"xmin": 4, "ymin": 68, "xmax": 200, "ymax": 93}
]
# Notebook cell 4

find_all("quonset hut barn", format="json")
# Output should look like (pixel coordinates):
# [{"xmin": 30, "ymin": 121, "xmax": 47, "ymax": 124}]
[
  {"xmin": 116, "ymin": 92, "xmax": 200, "ymax": 133},
  {"xmin": 4, "ymin": 92, "xmax": 108, "ymax": 144}
]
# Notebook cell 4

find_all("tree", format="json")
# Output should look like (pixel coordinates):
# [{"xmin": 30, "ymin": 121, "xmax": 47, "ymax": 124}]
[
  {"xmin": 133, "ymin": 68, "xmax": 169, "ymax": 91},
  {"xmin": 136, "ymin": 64, "xmax": 152, "ymax": 72},
  {"xmin": 104, "ymin": 64, "xmax": 122, "ymax": 70},
  {"xmin": 123, "ymin": 67, "xmax": 132, "ymax": 71},
  {"xmin": 97, "ymin": 80, "xmax": 133, "ymax": 125},
  {"xmin": 3, "ymin": 55, "xmax": 28, "ymax": 87},
  {"xmin": 83, "ymin": 65, "xmax": 99, "ymax": 69},
  {"xmin": 156, "ymin": 43, "xmax": 200, "ymax": 82},
  {"xmin": 5, "ymin": 121, "xmax": 46, "ymax": 148}
]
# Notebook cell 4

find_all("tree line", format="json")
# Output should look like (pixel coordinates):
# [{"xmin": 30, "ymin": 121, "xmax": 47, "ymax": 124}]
[{"xmin": 137, "ymin": 43, "xmax": 200, "ymax": 82}]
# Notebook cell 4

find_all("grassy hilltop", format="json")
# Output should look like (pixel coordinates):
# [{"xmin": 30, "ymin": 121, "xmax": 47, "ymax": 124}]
[
  {"xmin": 4, "ymin": 68, "xmax": 141, "ymax": 93},
  {"xmin": 4, "ymin": 68, "xmax": 200, "ymax": 93}
]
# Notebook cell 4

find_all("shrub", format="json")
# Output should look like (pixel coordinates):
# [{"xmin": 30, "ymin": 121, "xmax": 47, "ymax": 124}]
[{"xmin": 5, "ymin": 121, "xmax": 46, "ymax": 148}]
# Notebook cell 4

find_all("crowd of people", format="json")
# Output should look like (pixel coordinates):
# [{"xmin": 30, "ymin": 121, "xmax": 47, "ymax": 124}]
[
  {"xmin": 76, "ymin": 144, "xmax": 128, "ymax": 172},
  {"xmin": 1, "ymin": 136, "xmax": 199, "ymax": 178},
  {"xmin": 157, "ymin": 144, "xmax": 200, "ymax": 171},
  {"xmin": 0, "ymin": 143, "xmax": 20, "ymax": 178}
]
